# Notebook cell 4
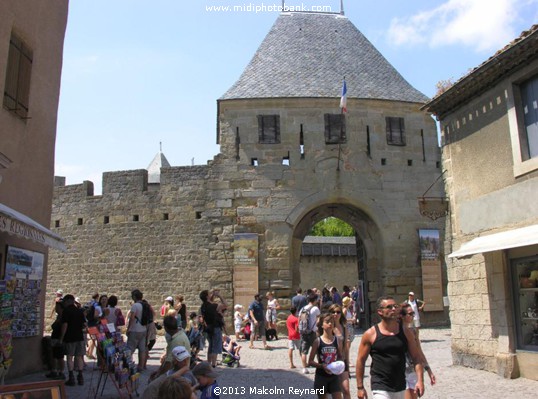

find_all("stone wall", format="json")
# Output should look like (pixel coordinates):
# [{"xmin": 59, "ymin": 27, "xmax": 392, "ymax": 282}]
[{"xmin": 48, "ymin": 96, "xmax": 449, "ymax": 328}]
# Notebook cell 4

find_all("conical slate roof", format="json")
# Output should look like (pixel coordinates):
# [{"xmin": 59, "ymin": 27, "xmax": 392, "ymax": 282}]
[
  {"xmin": 147, "ymin": 151, "xmax": 171, "ymax": 183},
  {"xmin": 220, "ymin": 12, "xmax": 428, "ymax": 103}
]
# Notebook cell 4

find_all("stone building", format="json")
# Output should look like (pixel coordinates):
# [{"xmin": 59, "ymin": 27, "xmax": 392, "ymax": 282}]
[
  {"xmin": 424, "ymin": 25, "xmax": 538, "ymax": 380},
  {"xmin": 49, "ymin": 11, "xmax": 447, "ymax": 328},
  {"xmin": 0, "ymin": 0, "xmax": 68, "ymax": 378}
]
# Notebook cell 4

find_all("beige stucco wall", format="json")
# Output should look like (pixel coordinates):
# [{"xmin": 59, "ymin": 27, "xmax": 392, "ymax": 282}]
[
  {"xmin": 0, "ymin": 0, "xmax": 68, "ymax": 378},
  {"xmin": 441, "ymin": 58, "xmax": 538, "ymax": 379}
]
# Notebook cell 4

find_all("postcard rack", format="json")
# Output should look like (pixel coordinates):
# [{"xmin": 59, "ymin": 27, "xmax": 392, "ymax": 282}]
[{"xmin": 88, "ymin": 323, "xmax": 140, "ymax": 398}]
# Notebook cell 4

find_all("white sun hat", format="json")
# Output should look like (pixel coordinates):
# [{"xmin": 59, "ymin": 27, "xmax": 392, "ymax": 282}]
[{"xmin": 326, "ymin": 360, "xmax": 345, "ymax": 375}]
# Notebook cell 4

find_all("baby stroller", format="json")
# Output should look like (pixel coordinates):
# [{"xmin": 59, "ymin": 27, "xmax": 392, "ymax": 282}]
[{"xmin": 221, "ymin": 336, "xmax": 241, "ymax": 368}]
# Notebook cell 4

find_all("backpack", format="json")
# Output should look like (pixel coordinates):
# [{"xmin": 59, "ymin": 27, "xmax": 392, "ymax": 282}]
[
  {"xmin": 139, "ymin": 300, "xmax": 153, "ymax": 326},
  {"xmin": 298, "ymin": 306, "xmax": 314, "ymax": 335},
  {"xmin": 85, "ymin": 302, "xmax": 97, "ymax": 325}
]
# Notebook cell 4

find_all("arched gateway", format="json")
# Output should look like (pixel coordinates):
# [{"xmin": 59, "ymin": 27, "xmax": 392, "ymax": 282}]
[
  {"xmin": 49, "ymin": 10, "xmax": 448, "ymax": 327},
  {"xmin": 289, "ymin": 200, "xmax": 383, "ymax": 327}
]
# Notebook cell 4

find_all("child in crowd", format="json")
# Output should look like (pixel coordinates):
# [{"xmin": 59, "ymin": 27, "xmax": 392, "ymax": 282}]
[
  {"xmin": 192, "ymin": 361, "xmax": 220, "ymax": 399},
  {"xmin": 233, "ymin": 304, "xmax": 244, "ymax": 341},
  {"xmin": 286, "ymin": 306, "xmax": 300, "ymax": 369},
  {"xmin": 222, "ymin": 335, "xmax": 241, "ymax": 357}
]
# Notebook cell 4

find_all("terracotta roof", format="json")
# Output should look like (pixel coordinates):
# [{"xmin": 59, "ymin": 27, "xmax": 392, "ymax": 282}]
[
  {"xmin": 220, "ymin": 12, "xmax": 428, "ymax": 103},
  {"xmin": 423, "ymin": 24, "xmax": 538, "ymax": 119}
]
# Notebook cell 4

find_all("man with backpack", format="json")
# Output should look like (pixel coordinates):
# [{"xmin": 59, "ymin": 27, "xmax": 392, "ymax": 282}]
[
  {"xmin": 299, "ymin": 293, "xmax": 320, "ymax": 374},
  {"xmin": 127, "ymin": 289, "xmax": 149, "ymax": 372}
]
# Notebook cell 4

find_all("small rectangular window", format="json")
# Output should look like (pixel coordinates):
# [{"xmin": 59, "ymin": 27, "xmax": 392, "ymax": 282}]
[
  {"xmin": 54, "ymin": 220, "xmax": 60, "ymax": 228},
  {"xmin": 324, "ymin": 114, "xmax": 346, "ymax": 144},
  {"xmin": 195, "ymin": 211, "xmax": 202, "ymax": 219},
  {"xmin": 381, "ymin": 158, "xmax": 387, "ymax": 165},
  {"xmin": 408, "ymin": 159, "xmax": 413, "ymax": 166},
  {"xmin": 258, "ymin": 115, "xmax": 280, "ymax": 143},
  {"xmin": 163, "ymin": 213, "xmax": 169, "ymax": 220},
  {"xmin": 77, "ymin": 218, "xmax": 83, "ymax": 226},
  {"xmin": 104, "ymin": 216, "xmax": 109, "ymax": 224},
  {"xmin": 3, "ymin": 34, "xmax": 33, "ymax": 119},
  {"xmin": 519, "ymin": 74, "xmax": 538, "ymax": 160},
  {"xmin": 251, "ymin": 158, "xmax": 258, "ymax": 166},
  {"xmin": 133, "ymin": 215, "xmax": 139, "ymax": 222},
  {"xmin": 386, "ymin": 117, "xmax": 406, "ymax": 146}
]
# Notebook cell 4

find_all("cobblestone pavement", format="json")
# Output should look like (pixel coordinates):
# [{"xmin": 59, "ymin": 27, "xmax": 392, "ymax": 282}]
[{"xmin": 7, "ymin": 328, "xmax": 538, "ymax": 398}]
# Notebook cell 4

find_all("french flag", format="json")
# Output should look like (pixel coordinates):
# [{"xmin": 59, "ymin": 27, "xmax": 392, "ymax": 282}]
[{"xmin": 340, "ymin": 79, "xmax": 347, "ymax": 113}]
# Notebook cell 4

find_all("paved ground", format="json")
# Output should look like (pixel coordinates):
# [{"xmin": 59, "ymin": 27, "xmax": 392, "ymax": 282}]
[{"xmin": 7, "ymin": 327, "xmax": 538, "ymax": 398}]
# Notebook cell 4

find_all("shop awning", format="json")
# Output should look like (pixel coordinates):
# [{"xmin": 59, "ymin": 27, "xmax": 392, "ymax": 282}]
[
  {"xmin": 448, "ymin": 224, "xmax": 538, "ymax": 258},
  {"xmin": 0, "ymin": 203, "xmax": 66, "ymax": 251}
]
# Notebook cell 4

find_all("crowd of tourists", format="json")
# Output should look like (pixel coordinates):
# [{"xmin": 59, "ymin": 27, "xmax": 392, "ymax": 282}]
[{"xmin": 47, "ymin": 285, "xmax": 432, "ymax": 399}]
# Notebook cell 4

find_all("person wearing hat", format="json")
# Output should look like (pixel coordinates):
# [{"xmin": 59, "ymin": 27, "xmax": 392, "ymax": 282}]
[
  {"xmin": 142, "ymin": 345, "xmax": 197, "ymax": 399},
  {"xmin": 404, "ymin": 292, "xmax": 425, "ymax": 339},
  {"xmin": 192, "ymin": 361, "xmax": 220, "ymax": 399},
  {"xmin": 161, "ymin": 296, "xmax": 174, "ymax": 318},
  {"xmin": 149, "ymin": 316, "xmax": 191, "ymax": 382},
  {"xmin": 233, "ymin": 304, "xmax": 244, "ymax": 341}
]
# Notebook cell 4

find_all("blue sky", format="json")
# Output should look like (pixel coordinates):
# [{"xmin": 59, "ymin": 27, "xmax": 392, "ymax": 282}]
[{"xmin": 55, "ymin": 0, "xmax": 538, "ymax": 193}]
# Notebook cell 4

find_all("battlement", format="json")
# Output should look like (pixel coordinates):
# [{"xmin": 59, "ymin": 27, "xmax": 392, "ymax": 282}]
[{"xmin": 103, "ymin": 169, "xmax": 148, "ymax": 194}]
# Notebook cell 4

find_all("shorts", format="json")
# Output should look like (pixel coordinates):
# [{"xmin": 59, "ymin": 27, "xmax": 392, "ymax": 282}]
[
  {"xmin": 413, "ymin": 319, "xmax": 421, "ymax": 328},
  {"xmin": 207, "ymin": 327, "xmax": 223, "ymax": 355},
  {"xmin": 51, "ymin": 339, "xmax": 64, "ymax": 359},
  {"xmin": 288, "ymin": 339, "xmax": 300, "ymax": 350},
  {"xmin": 405, "ymin": 369, "xmax": 418, "ymax": 390},
  {"xmin": 63, "ymin": 341, "xmax": 85, "ymax": 357},
  {"xmin": 314, "ymin": 372, "xmax": 341, "ymax": 394},
  {"xmin": 234, "ymin": 321, "xmax": 242, "ymax": 333},
  {"xmin": 266, "ymin": 309, "xmax": 276, "ymax": 323},
  {"xmin": 251, "ymin": 321, "xmax": 266, "ymax": 338},
  {"xmin": 300, "ymin": 331, "xmax": 317, "ymax": 355},
  {"xmin": 127, "ymin": 331, "xmax": 148, "ymax": 353},
  {"xmin": 372, "ymin": 391, "xmax": 405, "ymax": 399}
]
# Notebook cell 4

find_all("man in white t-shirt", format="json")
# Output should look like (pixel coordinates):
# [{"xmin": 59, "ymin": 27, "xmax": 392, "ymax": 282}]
[
  {"xmin": 405, "ymin": 291, "xmax": 425, "ymax": 337},
  {"xmin": 299, "ymin": 293, "xmax": 320, "ymax": 374},
  {"xmin": 127, "ymin": 289, "xmax": 148, "ymax": 372}
]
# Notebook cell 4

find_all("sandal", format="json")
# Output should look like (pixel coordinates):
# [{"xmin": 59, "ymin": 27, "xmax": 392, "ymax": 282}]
[{"xmin": 249, "ymin": 345, "xmax": 254, "ymax": 349}]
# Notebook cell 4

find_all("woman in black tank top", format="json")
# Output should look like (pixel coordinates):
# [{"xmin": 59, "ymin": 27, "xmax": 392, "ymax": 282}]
[{"xmin": 308, "ymin": 312, "xmax": 344, "ymax": 399}]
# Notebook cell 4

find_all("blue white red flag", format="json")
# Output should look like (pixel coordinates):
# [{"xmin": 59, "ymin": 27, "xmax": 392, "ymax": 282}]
[{"xmin": 340, "ymin": 79, "xmax": 347, "ymax": 113}]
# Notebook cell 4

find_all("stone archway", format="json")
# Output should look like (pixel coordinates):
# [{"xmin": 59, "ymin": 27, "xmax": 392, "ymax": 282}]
[{"xmin": 289, "ymin": 202, "xmax": 383, "ymax": 327}]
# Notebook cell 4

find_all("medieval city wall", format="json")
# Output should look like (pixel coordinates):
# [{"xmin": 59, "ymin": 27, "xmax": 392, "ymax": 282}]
[
  {"xmin": 48, "ymin": 166, "xmax": 233, "ymax": 315},
  {"xmin": 47, "ymin": 97, "xmax": 449, "ymax": 326}
]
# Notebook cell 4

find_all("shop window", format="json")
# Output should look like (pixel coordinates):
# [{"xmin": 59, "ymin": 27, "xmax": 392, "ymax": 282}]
[
  {"xmin": 512, "ymin": 256, "xmax": 538, "ymax": 351},
  {"xmin": 258, "ymin": 115, "xmax": 280, "ymax": 144},
  {"xmin": 3, "ymin": 33, "xmax": 33, "ymax": 119},
  {"xmin": 386, "ymin": 117, "xmax": 406, "ymax": 146},
  {"xmin": 324, "ymin": 114, "xmax": 346, "ymax": 144}
]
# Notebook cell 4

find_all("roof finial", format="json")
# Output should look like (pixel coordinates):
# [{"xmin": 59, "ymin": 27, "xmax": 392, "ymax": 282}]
[
  {"xmin": 159, "ymin": 141, "xmax": 162, "ymax": 152},
  {"xmin": 340, "ymin": 0, "xmax": 345, "ymax": 15},
  {"xmin": 282, "ymin": 0, "xmax": 285, "ymax": 9}
]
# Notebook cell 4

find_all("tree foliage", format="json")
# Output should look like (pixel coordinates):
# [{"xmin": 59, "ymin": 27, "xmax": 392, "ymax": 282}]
[{"xmin": 309, "ymin": 217, "xmax": 354, "ymax": 237}]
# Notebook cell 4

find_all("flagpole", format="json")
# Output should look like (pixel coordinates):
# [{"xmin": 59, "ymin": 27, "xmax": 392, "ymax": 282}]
[{"xmin": 337, "ymin": 77, "xmax": 346, "ymax": 171}]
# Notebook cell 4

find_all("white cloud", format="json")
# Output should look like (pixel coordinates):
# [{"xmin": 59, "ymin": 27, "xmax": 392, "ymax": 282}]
[{"xmin": 387, "ymin": 0, "xmax": 536, "ymax": 52}]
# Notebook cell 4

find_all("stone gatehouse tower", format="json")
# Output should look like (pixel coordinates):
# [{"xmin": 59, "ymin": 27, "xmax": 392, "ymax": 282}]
[{"xmin": 49, "ymin": 11, "xmax": 446, "ymax": 326}]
